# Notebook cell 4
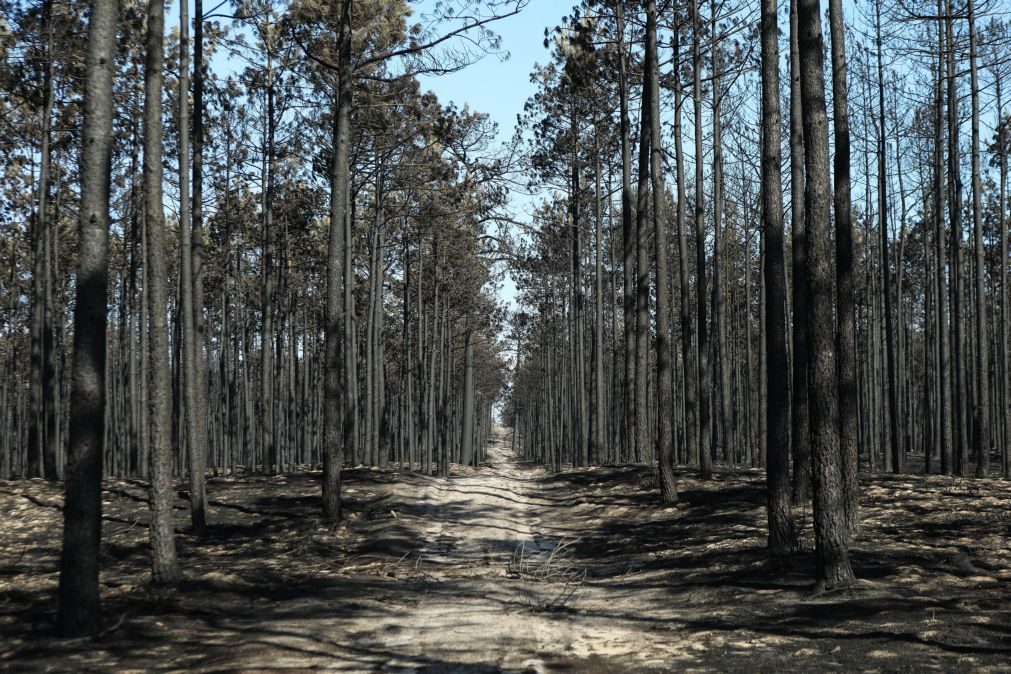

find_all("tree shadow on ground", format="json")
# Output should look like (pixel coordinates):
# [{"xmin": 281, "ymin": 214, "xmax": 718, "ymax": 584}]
[{"xmin": 531, "ymin": 460, "xmax": 1011, "ymax": 669}]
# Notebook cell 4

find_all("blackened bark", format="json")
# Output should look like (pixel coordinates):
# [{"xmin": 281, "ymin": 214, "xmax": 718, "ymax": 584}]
[
  {"xmin": 672, "ymin": 24, "xmax": 697, "ymax": 472},
  {"xmin": 635, "ymin": 49, "xmax": 651, "ymax": 465},
  {"xmin": 324, "ymin": 0, "xmax": 352, "ymax": 525},
  {"xmin": 790, "ymin": 0, "xmax": 811, "ymax": 504},
  {"xmin": 874, "ymin": 0, "xmax": 901, "ymax": 474},
  {"xmin": 796, "ymin": 0, "xmax": 855, "ymax": 591},
  {"xmin": 711, "ymin": 2, "xmax": 732, "ymax": 466},
  {"xmin": 178, "ymin": 0, "xmax": 207, "ymax": 533},
  {"xmin": 192, "ymin": 0, "xmax": 209, "ymax": 484},
  {"xmin": 645, "ymin": 0, "xmax": 677, "ymax": 502},
  {"xmin": 761, "ymin": 0, "xmax": 795, "ymax": 558},
  {"xmin": 570, "ymin": 108, "xmax": 588, "ymax": 467},
  {"xmin": 261, "ymin": 40, "xmax": 276, "ymax": 476},
  {"xmin": 143, "ymin": 0, "xmax": 179, "ymax": 583},
  {"xmin": 592, "ymin": 119, "xmax": 605, "ymax": 467},
  {"xmin": 934, "ymin": 1, "xmax": 953, "ymax": 476},
  {"xmin": 461, "ymin": 329, "xmax": 476, "ymax": 466},
  {"xmin": 998, "ymin": 72, "xmax": 1009, "ymax": 477},
  {"xmin": 968, "ymin": 0, "xmax": 990, "ymax": 477},
  {"xmin": 830, "ymin": 0, "xmax": 859, "ymax": 533},
  {"xmin": 615, "ymin": 1, "xmax": 635, "ymax": 465},
  {"xmin": 35, "ymin": 0, "xmax": 57, "ymax": 481},
  {"xmin": 946, "ymin": 0, "xmax": 968, "ymax": 477},
  {"xmin": 692, "ymin": 0, "xmax": 712, "ymax": 477},
  {"xmin": 59, "ymin": 0, "xmax": 120, "ymax": 635}
]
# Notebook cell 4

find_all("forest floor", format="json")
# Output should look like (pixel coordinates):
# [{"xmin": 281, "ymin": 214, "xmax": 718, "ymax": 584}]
[{"xmin": 2, "ymin": 432, "xmax": 1011, "ymax": 673}]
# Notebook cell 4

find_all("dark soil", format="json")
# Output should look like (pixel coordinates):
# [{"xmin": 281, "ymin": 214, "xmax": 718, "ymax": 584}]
[{"xmin": 2, "ymin": 431, "xmax": 1010, "ymax": 672}]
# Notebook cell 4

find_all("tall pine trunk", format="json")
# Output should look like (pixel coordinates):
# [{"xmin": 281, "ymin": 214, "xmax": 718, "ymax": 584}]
[
  {"xmin": 461, "ymin": 329, "xmax": 476, "ymax": 466},
  {"xmin": 33, "ymin": 0, "xmax": 58, "ymax": 481},
  {"xmin": 260, "ymin": 36, "xmax": 276, "ymax": 476},
  {"xmin": 635, "ymin": 48, "xmax": 651, "ymax": 465},
  {"xmin": 874, "ymin": 0, "xmax": 901, "ymax": 474},
  {"xmin": 760, "ymin": 0, "xmax": 795, "ymax": 557},
  {"xmin": 711, "ymin": 0, "xmax": 732, "ymax": 465},
  {"xmin": 143, "ymin": 0, "xmax": 179, "ymax": 582},
  {"xmin": 796, "ymin": 0, "xmax": 855, "ymax": 591},
  {"xmin": 946, "ymin": 0, "xmax": 969, "ymax": 476},
  {"xmin": 934, "ymin": 0, "xmax": 953, "ymax": 476},
  {"xmin": 58, "ymin": 0, "xmax": 120, "ymax": 635},
  {"xmin": 179, "ymin": 0, "xmax": 207, "ymax": 533},
  {"xmin": 967, "ymin": 0, "xmax": 990, "ymax": 477},
  {"xmin": 692, "ymin": 0, "xmax": 712, "ymax": 477},
  {"xmin": 997, "ymin": 73, "xmax": 1009, "ymax": 477},
  {"xmin": 192, "ymin": 0, "xmax": 209, "ymax": 479},
  {"xmin": 672, "ymin": 25, "xmax": 696, "ymax": 472},
  {"xmin": 615, "ymin": 1, "xmax": 635, "ymax": 465},
  {"xmin": 592, "ymin": 120, "xmax": 605, "ymax": 467},
  {"xmin": 790, "ymin": 0, "xmax": 811, "ymax": 504},
  {"xmin": 645, "ymin": 0, "xmax": 677, "ymax": 502},
  {"xmin": 324, "ymin": 0, "xmax": 352, "ymax": 525},
  {"xmin": 829, "ymin": 0, "xmax": 858, "ymax": 533}
]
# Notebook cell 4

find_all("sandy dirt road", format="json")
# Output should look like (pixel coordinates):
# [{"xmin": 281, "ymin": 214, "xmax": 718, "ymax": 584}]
[{"xmin": 185, "ymin": 430, "xmax": 683, "ymax": 673}]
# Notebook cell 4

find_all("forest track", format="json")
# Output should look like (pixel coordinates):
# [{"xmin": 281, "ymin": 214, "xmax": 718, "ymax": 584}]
[{"xmin": 174, "ymin": 429, "xmax": 651, "ymax": 673}]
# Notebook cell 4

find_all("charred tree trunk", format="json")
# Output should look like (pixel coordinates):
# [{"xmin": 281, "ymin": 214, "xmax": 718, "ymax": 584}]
[
  {"xmin": 934, "ymin": 0, "xmax": 953, "ymax": 476},
  {"xmin": 614, "ymin": 0, "xmax": 635, "ymax": 466},
  {"xmin": 58, "ymin": 0, "xmax": 120, "ymax": 635},
  {"xmin": 790, "ymin": 0, "xmax": 811, "ymax": 504},
  {"xmin": 672, "ymin": 24, "xmax": 697, "ymax": 472},
  {"xmin": 761, "ymin": 0, "xmax": 795, "ymax": 557},
  {"xmin": 635, "ymin": 49, "xmax": 651, "ymax": 465},
  {"xmin": 796, "ymin": 0, "xmax": 855, "ymax": 591},
  {"xmin": 829, "ymin": 0, "xmax": 858, "ymax": 532},
  {"xmin": 323, "ymin": 0, "xmax": 352, "ymax": 525},
  {"xmin": 178, "ymin": 0, "xmax": 207, "ymax": 533},
  {"xmin": 142, "ymin": 0, "xmax": 179, "ymax": 582},
  {"xmin": 645, "ymin": 0, "xmax": 677, "ymax": 502},
  {"xmin": 692, "ymin": 0, "xmax": 713, "ymax": 477},
  {"xmin": 968, "ymin": 0, "xmax": 990, "ymax": 477},
  {"xmin": 874, "ymin": 0, "xmax": 901, "ymax": 474}
]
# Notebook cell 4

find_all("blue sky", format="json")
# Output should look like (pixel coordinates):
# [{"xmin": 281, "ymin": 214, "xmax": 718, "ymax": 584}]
[
  {"xmin": 416, "ymin": 0, "xmax": 565, "ymax": 149},
  {"xmin": 415, "ymin": 1, "xmax": 567, "ymax": 309}
]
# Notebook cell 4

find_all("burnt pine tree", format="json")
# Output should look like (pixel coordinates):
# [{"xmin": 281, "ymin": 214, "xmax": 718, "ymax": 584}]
[
  {"xmin": 178, "ymin": 0, "xmax": 207, "ymax": 534},
  {"xmin": 968, "ymin": 0, "xmax": 990, "ymax": 478},
  {"xmin": 58, "ymin": 0, "xmax": 120, "ymax": 636},
  {"xmin": 323, "ymin": 0, "xmax": 352, "ymax": 526},
  {"xmin": 829, "ymin": 0, "xmax": 859, "ymax": 533},
  {"xmin": 691, "ymin": 0, "xmax": 713, "ymax": 478},
  {"xmin": 614, "ymin": 0, "xmax": 636, "ymax": 466},
  {"xmin": 671, "ymin": 12, "xmax": 698, "ymax": 474},
  {"xmin": 873, "ymin": 0, "xmax": 901, "ymax": 475},
  {"xmin": 796, "ymin": 0, "xmax": 855, "ymax": 591},
  {"xmin": 934, "ymin": 0, "xmax": 953, "ymax": 477},
  {"xmin": 789, "ymin": 0, "xmax": 811, "ymax": 505},
  {"xmin": 28, "ymin": 0, "xmax": 57, "ymax": 482},
  {"xmin": 760, "ymin": 0, "xmax": 795, "ymax": 558},
  {"xmin": 645, "ymin": 0, "xmax": 677, "ymax": 503},
  {"xmin": 143, "ymin": 0, "xmax": 179, "ymax": 583},
  {"xmin": 635, "ymin": 35, "xmax": 651, "ymax": 467}
]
